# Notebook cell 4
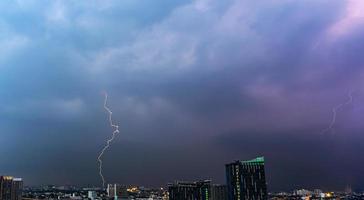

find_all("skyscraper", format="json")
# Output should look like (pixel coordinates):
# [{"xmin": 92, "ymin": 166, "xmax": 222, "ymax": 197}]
[
  {"xmin": 0, "ymin": 176, "xmax": 23, "ymax": 200},
  {"xmin": 225, "ymin": 157, "xmax": 267, "ymax": 200}
]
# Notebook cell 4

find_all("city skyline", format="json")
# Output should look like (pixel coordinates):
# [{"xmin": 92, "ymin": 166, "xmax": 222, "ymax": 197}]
[{"xmin": 1, "ymin": 0, "xmax": 364, "ymax": 192}]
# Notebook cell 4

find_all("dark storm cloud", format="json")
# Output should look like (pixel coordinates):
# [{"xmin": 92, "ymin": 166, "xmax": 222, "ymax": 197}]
[{"xmin": 1, "ymin": 0, "xmax": 364, "ymax": 190}]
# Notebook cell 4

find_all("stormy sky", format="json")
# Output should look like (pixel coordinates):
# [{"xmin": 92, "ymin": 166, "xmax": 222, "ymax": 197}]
[{"xmin": 1, "ymin": 0, "xmax": 364, "ymax": 191}]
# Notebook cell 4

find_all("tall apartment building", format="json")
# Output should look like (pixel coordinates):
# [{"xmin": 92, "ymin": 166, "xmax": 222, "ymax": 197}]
[
  {"xmin": 0, "ymin": 176, "xmax": 23, "ymax": 200},
  {"xmin": 226, "ymin": 157, "xmax": 267, "ymax": 200}
]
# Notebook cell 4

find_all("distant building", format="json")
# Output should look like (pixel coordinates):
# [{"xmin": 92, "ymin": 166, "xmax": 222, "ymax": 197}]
[
  {"xmin": 211, "ymin": 184, "xmax": 228, "ymax": 200},
  {"xmin": 293, "ymin": 189, "xmax": 312, "ymax": 196},
  {"xmin": 313, "ymin": 189, "xmax": 323, "ymax": 197},
  {"xmin": 107, "ymin": 184, "xmax": 128, "ymax": 200},
  {"xmin": 225, "ymin": 157, "xmax": 268, "ymax": 200},
  {"xmin": 88, "ymin": 191, "xmax": 97, "ymax": 200},
  {"xmin": 0, "ymin": 176, "xmax": 23, "ymax": 200},
  {"xmin": 168, "ymin": 180, "xmax": 209, "ymax": 200},
  {"xmin": 168, "ymin": 180, "xmax": 227, "ymax": 200},
  {"xmin": 345, "ymin": 185, "xmax": 352, "ymax": 194},
  {"xmin": 168, "ymin": 180, "xmax": 210, "ymax": 200}
]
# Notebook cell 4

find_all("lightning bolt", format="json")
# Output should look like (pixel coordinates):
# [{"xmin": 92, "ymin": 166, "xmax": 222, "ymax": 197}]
[
  {"xmin": 320, "ymin": 91, "xmax": 354, "ymax": 134},
  {"xmin": 97, "ymin": 92, "xmax": 120, "ymax": 188}
]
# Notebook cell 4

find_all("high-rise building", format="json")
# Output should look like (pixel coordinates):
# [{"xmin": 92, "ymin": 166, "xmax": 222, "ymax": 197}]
[
  {"xmin": 107, "ymin": 184, "xmax": 128, "ymax": 200},
  {"xmin": 11, "ymin": 178, "xmax": 23, "ymax": 200},
  {"xmin": 168, "ymin": 180, "xmax": 211, "ymax": 200},
  {"xmin": 0, "ymin": 176, "xmax": 13, "ymax": 200},
  {"xmin": 0, "ymin": 176, "xmax": 23, "ymax": 200},
  {"xmin": 225, "ymin": 157, "xmax": 267, "ymax": 200}
]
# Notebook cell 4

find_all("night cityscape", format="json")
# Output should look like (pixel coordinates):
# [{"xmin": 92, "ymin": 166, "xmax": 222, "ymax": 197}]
[
  {"xmin": 2, "ymin": 157, "xmax": 364, "ymax": 199},
  {"xmin": 1, "ymin": 0, "xmax": 364, "ymax": 200}
]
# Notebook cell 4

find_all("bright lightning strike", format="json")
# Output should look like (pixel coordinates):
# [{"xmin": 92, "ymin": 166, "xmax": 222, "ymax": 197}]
[
  {"xmin": 320, "ymin": 91, "xmax": 354, "ymax": 135},
  {"xmin": 97, "ymin": 92, "xmax": 120, "ymax": 188}
]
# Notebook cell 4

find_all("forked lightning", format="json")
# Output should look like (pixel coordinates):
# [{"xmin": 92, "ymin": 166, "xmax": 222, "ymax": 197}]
[
  {"xmin": 320, "ymin": 91, "xmax": 354, "ymax": 134},
  {"xmin": 97, "ymin": 92, "xmax": 120, "ymax": 187}
]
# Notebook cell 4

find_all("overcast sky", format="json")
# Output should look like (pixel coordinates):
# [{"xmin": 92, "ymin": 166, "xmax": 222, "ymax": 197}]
[{"xmin": 1, "ymin": 0, "xmax": 364, "ymax": 191}]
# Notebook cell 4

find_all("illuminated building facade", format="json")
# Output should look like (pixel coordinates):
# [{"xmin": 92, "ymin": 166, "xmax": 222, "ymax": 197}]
[
  {"xmin": 168, "ymin": 180, "xmax": 227, "ymax": 200},
  {"xmin": 0, "ymin": 176, "xmax": 23, "ymax": 200},
  {"xmin": 168, "ymin": 180, "xmax": 210, "ymax": 200},
  {"xmin": 226, "ymin": 157, "xmax": 267, "ymax": 200}
]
